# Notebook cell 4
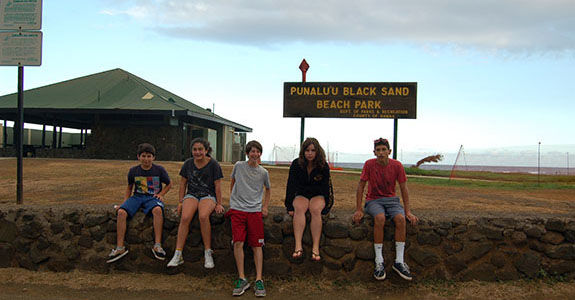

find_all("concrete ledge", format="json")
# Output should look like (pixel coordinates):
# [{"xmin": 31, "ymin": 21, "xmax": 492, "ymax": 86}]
[{"xmin": 1, "ymin": 205, "xmax": 574, "ymax": 281}]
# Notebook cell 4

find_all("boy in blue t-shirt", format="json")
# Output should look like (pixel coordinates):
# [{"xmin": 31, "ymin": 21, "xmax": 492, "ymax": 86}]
[{"xmin": 107, "ymin": 143, "xmax": 172, "ymax": 263}]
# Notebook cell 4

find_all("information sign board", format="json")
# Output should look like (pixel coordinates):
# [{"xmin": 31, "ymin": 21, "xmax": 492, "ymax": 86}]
[
  {"xmin": 0, "ymin": 0, "xmax": 42, "ymax": 30},
  {"xmin": 0, "ymin": 31, "xmax": 42, "ymax": 66}
]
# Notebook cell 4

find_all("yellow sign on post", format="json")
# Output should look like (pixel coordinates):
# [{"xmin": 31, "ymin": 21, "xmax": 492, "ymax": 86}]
[{"xmin": 283, "ymin": 82, "xmax": 417, "ymax": 119}]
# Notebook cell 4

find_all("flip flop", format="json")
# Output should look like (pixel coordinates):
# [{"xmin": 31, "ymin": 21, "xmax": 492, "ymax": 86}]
[
  {"xmin": 311, "ymin": 252, "xmax": 321, "ymax": 262},
  {"xmin": 292, "ymin": 249, "xmax": 303, "ymax": 259}
]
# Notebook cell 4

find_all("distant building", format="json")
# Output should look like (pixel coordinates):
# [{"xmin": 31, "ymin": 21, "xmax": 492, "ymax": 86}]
[{"xmin": 0, "ymin": 68, "xmax": 251, "ymax": 162}]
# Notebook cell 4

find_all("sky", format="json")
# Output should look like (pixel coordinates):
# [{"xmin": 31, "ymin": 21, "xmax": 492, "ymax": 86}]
[{"xmin": 1, "ymin": 0, "xmax": 574, "ymax": 166}]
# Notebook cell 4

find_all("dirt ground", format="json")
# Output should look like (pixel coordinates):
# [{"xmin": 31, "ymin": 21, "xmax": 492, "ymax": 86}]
[
  {"xmin": 0, "ymin": 158, "xmax": 575, "ymax": 215},
  {"xmin": 0, "ymin": 158, "xmax": 573, "ymax": 216},
  {"xmin": 0, "ymin": 268, "xmax": 574, "ymax": 300}
]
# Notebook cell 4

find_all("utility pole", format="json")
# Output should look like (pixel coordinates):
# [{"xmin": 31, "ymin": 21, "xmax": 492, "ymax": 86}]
[{"xmin": 537, "ymin": 141, "xmax": 541, "ymax": 186}]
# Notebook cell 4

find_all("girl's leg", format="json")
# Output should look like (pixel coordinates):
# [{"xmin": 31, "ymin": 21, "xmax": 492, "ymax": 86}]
[
  {"xmin": 309, "ymin": 196, "xmax": 326, "ymax": 258},
  {"xmin": 175, "ymin": 198, "xmax": 199, "ymax": 250},
  {"xmin": 292, "ymin": 196, "xmax": 310, "ymax": 255},
  {"xmin": 198, "ymin": 198, "xmax": 216, "ymax": 250}
]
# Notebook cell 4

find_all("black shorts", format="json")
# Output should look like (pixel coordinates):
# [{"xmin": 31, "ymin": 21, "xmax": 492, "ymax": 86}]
[{"xmin": 296, "ymin": 191, "xmax": 324, "ymax": 200}]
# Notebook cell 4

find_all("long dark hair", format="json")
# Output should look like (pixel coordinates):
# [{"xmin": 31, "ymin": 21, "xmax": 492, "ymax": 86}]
[
  {"xmin": 298, "ymin": 137, "xmax": 326, "ymax": 169},
  {"xmin": 190, "ymin": 137, "xmax": 212, "ymax": 156}
]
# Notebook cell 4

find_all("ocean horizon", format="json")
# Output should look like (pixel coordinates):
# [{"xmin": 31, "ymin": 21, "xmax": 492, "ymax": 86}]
[{"xmin": 263, "ymin": 161, "xmax": 573, "ymax": 175}]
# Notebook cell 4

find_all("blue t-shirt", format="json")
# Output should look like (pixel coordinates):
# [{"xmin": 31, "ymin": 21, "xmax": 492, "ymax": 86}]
[{"xmin": 127, "ymin": 164, "xmax": 171, "ymax": 196}]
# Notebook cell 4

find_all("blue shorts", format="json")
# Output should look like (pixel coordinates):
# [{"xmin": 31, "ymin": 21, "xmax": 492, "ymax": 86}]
[
  {"xmin": 365, "ymin": 197, "xmax": 404, "ymax": 220},
  {"xmin": 183, "ymin": 194, "xmax": 216, "ymax": 204},
  {"xmin": 120, "ymin": 194, "xmax": 164, "ymax": 218}
]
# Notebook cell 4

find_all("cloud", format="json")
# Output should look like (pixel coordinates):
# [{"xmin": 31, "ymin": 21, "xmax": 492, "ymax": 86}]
[{"xmin": 102, "ymin": 0, "xmax": 575, "ymax": 53}]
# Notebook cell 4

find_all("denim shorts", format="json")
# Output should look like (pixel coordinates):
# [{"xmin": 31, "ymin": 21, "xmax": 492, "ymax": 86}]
[
  {"xmin": 183, "ymin": 194, "xmax": 216, "ymax": 203},
  {"xmin": 364, "ymin": 196, "xmax": 404, "ymax": 220},
  {"xmin": 120, "ymin": 194, "xmax": 164, "ymax": 218}
]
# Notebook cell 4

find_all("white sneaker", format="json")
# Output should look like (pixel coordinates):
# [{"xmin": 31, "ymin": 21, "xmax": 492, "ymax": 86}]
[
  {"xmin": 167, "ymin": 252, "xmax": 183, "ymax": 267},
  {"xmin": 106, "ymin": 247, "xmax": 128, "ymax": 263},
  {"xmin": 204, "ymin": 249, "xmax": 214, "ymax": 269}
]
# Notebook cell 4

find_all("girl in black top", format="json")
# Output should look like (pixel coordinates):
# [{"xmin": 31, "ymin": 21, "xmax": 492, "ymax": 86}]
[
  {"xmin": 285, "ymin": 137, "xmax": 334, "ymax": 262},
  {"xmin": 167, "ymin": 138, "xmax": 224, "ymax": 269}
]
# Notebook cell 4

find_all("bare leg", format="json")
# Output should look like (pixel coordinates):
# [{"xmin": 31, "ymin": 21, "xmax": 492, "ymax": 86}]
[
  {"xmin": 253, "ymin": 247, "xmax": 263, "ymax": 281},
  {"xmin": 234, "ymin": 242, "xmax": 245, "ymax": 279},
  {"xmin": 373, "ymin": 213, "xmax": 386, "ymax": 244},
  {"xmin": 175, "ymin": 198, "xmax": 199, "ymax": 250},
  {"xmin": 309, "ymin": 196, "xmax": 326, "ymax": 256},
  {"xmin": 292, "ymin": 196, "xmax": 310, "ymax": 254},
  {"xmin": 393, "ymin": 214, "xmax": 406, "ymax": 242},
  {"xmin": 152, "ymin": 206, "xmax": 163, "ymax": 244},
  {"xmin": 198, "ymin": 199, "xmax": 216, "ymax": 250},
  {"xmin": 116, "ymin": 209, "xmax": 128, "ymax": 247}
]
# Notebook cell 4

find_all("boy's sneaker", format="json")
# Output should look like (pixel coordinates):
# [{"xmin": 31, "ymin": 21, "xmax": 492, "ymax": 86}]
[
  {"xmin": 204, "ymin": 249, "xmax": 215, "ymax": 269},
  {"xmin": 254, "ymin": 280, "xmax": 266, "ymax": 297},
  {"xmin": 232, "ymin": 278, "xmax": 250, "ymax": 296},
  {"xmin": 167, "ymin": 252, "xmax": 183, "ymax": 267},
  {"xmin": 374, "ymin": 262, "xmax": 386, "ymax": 280},
  {"xmin": 106, "ymin": 247, "xmax": 129, "ymax": 263},
  {"xmin": 152, "ymin": 245, "xmax": 166, "ymax": 261},
  {"xmin": 392, "ymin": 262, "xmax": 413, "ymax": 281}
]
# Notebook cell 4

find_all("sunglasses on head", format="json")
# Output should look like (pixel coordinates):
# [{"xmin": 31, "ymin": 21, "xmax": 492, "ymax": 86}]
[{"xmin": 374, "ymin": 138, "xmax": 388, "ymax": 144}]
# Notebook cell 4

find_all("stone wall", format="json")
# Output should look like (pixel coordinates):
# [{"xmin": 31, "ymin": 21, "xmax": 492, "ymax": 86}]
[{"xmin": 1, "ymin": 205, "xmax": 574, "ymax": 281}]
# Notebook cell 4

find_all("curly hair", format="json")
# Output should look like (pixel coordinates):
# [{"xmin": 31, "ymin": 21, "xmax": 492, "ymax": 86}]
[{"xmin": 298, "ymin": 137, "xmax": 327, "ymax": 169}]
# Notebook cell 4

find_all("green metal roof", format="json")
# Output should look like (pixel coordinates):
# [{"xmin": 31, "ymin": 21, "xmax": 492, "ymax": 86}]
[{"xmin": 0, "ymin": 68, "xmax": 251, "ymax": 131}]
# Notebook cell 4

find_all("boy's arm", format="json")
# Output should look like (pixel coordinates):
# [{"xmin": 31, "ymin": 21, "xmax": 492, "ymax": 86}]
[
  {"xmin": 124, "ymin": 184, "xmax": 133, "ymax": 201},
  {"xmin": 262, "ymin": 186, "xmax": 271, "ymax": 217},
  {"xmin": 155, "ymin": 181, "xmax": 172, "ymax": 202},
  {"xmin": 230, "ymin": 178, "xmax": 236, "ymax": 193},
  {"xmin": 214, "ymin": 179, "xmax": 224, "ymax": 214},
  {"xmin": 353, "ymin": 180, "xmax": 366, "ymax": 223},
  {"xmin": 399, "ymin": 181, "xmax": 418, "ymax": 225}
]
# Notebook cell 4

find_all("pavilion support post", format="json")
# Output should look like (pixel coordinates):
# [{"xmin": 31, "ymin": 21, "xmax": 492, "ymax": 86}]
[{"xmin": 58, "ymin": 126, "xmax": 63, "ymax": 148}]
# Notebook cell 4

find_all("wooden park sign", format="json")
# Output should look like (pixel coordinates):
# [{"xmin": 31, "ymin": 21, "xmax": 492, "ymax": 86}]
[{"xmin": 283, "ymin": 82, "xmax": 417, "ymax": 119}]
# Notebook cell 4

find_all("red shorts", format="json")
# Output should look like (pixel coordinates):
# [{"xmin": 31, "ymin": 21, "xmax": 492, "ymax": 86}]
[{"xmin": 226, "ymin": 209, "xmax": 265, "ymax": 247}]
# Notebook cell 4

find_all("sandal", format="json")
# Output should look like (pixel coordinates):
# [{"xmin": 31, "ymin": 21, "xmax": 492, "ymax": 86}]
[
  {"xmin": 292, "ymin": 249, "xmax": 303, "ymax": 259},
  {"xmin": 311, "ymin": 251, "xmax": 321, "ymax": 262}
]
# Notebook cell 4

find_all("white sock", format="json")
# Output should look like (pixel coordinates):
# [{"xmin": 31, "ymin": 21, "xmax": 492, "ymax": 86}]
[
  {"xmin": 174, "ymin": 249, "xmax": 182, "ymax": 256},
  {"xmin": 395, "ymin": 242, "xmax": 405, "ymax": 264},
  {"xmin": 116, "ymin": 246, "xmax": 125, "ymax": 251},
  {"xmin": 374, "ymin": 243, "xmax": 384, "ymax": 264}
]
